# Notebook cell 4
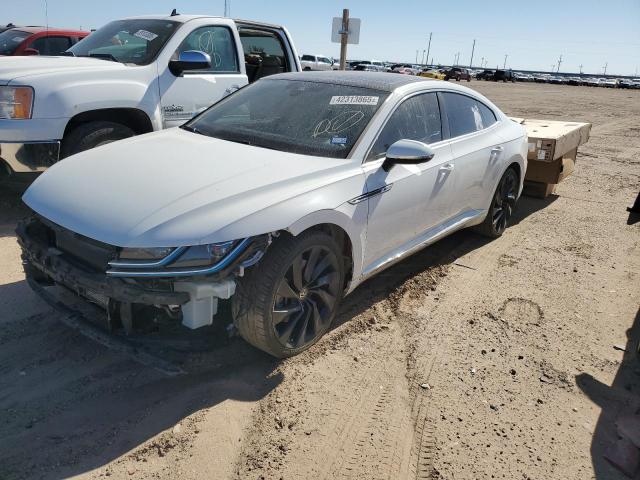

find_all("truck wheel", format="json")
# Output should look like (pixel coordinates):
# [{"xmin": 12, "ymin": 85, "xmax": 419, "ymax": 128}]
[
  {"xmin": 474, "ymin": 167, "xmax": 519, "ymax": 238},
  {"xmin": 232, "ymin": 230, "xmax": 345, "ymax": 358},
  {"xmin": 62, "ymin": 121, "xmax": 135, "ymax": 158}
]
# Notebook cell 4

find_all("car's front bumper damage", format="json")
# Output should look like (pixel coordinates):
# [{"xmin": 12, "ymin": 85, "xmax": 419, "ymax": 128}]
[{"xmin": 16, "ymin": 215, "xmax": 269, "ymax": 335}]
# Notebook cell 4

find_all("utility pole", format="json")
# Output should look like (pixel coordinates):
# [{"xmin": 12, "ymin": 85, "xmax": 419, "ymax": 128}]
[
  {"xmin": 579, "ymin": 64, "xmax": 583, "ymax": 74},
  {"xmin": 469, "ymin": 39, "xmax": 476, "ymax": 68},
  {"xmin": 43, "ymin": 0, "xmax": 49, "ymax": 31},
  {"xmin": 339, "ymin": 9, "xmax": 349, "ymax": 70},
  {"xmin": 480, "ymin": 56, "xmax": 484, "ymax": 69},
  {"xmin": 421, "ymin": 49, "xmax": 426, "ymax": 64},
  {"xmin": 503, "ymin": 54, "xmax": 508, "ymax": 69},
  {"xmin": 603, "ymin": 62, "xmax": 608, "ymax": 75},
  {"xmin": 426, "ymin": 32, "xmax": 432, "ymax": 68},
  {"xmin": 416, "ymin": 50, "xmax": 419, "ymax": 64},
  {"xmin": 556, "ymin": 54, "xmax": 563, "ymax": 73},
  {"xmin": 224, "ymin": 0, "xmax": 229, "ymax": 17}
]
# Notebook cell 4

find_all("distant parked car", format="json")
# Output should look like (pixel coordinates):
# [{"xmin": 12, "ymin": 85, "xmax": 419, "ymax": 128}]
[
  {"xmin": 300, "ymin": 54, "xmax": 335, "ymax": 71},
  {"xmin": 602, "ymin": 78, "xmax": 619, "ymax": 88},
  {"xmin": 444, "ymin": 67, "xmax": 471, "ymax": 82},
  {"xmin": 419, "ymin": 68, "xmax": 446, "ymax": 80},
  {"xmin": 390, "ymin": 64, "xmax": 418, "ymax": 75},
  {"xmin": 476, "ymin": 69, "xmax": 495, "ymax": 80},
  {"xmin": 0, "ymin": 26, "xmax": 88, "ymax": 56},
  {"xmin": 566, "ymin": 77, "xmax": 583, "ymax": 86},
  {"xmin": 492, "ymin": 69, "xmax": 515, "ymax": 82}
]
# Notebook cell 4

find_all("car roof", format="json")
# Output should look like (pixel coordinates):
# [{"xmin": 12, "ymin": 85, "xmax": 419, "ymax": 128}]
[
  {"xmin": 10, "ymin": 26, "xmax": 87, "ymax": 34},
  {"xmin": 266, "ymin": 71, "xmax": 432, "ymax": 92},
  {"xmin": 121, "ymin": 14, "xmax": 284, "ymax": 29}
]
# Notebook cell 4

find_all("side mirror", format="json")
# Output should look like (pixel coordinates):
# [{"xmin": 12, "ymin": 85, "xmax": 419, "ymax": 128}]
[
  {"xmin": 23, "ymin": 48, "xmax": 39, "ymax": 56},
  {"xmin": 169, "ymin": 50, "xmax": 211, "ymax": 76},
  {"xmin": 382, "ymin": 139, "xmax": 435, "ymax": 172}
]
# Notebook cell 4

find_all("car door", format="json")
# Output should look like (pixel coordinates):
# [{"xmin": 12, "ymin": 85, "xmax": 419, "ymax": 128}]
[
  {"xmin": 158, "ymin": 24, "xmax": 247, "ymax": 128},
  {"xmin": 363, "ymin": 92, "xmax": 455, "ymax": 267},
  {"xmin": 439, "ymin": 92, "xmax": 505, "ymax": 214}
]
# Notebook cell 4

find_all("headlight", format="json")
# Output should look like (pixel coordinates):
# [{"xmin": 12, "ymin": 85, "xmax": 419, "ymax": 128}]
[
  {"xmin": 0, "ymin": 86, "xmax": 34, "ymax": 119},
  {"xmin": 169, "ymin": 241, "xmax": 237, "ymax": 268},
  {"xmin": 118, "ymin": 246, "xmax": 176, "ymax": 260}
]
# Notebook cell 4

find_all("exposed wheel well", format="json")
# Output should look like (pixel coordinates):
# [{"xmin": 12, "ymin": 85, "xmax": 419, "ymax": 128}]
[
  {"xmin": 507, "ymin": 161, "xmax": 522, "ymax": 185},
  {"xmin": 283, "ymin": 223, "xmax": 354, "ymax": 291},
  {"xmin": 63, "ymin": 108, "xmax": 154, "ymax": 138}
]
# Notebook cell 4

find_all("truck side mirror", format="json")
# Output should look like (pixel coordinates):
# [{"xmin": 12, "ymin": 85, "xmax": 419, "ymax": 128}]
[
  {"xmin": 169, "ymin": 50, "xmax": 212, "ymax": 76},
  {"xmin": 23, "ymin": 48, "xmax": 39, "ymax": 56}
]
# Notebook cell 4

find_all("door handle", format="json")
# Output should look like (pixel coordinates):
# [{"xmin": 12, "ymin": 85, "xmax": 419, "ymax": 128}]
[
  {"xmin": 491, "ymin": 145, "xmax": 504, "ymax": 154},
  {"xmin": 439, "ymin": 163, "xmax": 454, "ymax": 172},
  {"xmin": 225, "ymin": 84, "xmax": 241, "ymax": 95}
]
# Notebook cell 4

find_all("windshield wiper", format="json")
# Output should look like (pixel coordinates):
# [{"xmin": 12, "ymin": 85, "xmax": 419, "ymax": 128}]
[
  {"xmin": 87, "ymin": 53, "xmax": 119, "ymax": 62},
  {"xmin": 180, "ymin": 125, "xmax": 204, "ymax": 136}
]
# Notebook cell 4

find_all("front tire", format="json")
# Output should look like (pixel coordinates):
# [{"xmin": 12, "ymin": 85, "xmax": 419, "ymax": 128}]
[
  {"xmin": 61, "ymin": 121, "xmax": 135, "ymax": 158},
  {"xmin": 475, "ymin": 167, "xmax": 519, "ymax": 238},
  {"xmin": 233, "ymin": 231, "xmax": 345, "ymax": 358}
]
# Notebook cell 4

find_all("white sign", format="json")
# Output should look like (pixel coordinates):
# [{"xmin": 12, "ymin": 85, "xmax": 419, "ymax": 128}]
[
  {"xmin": 330, "ymin": 95, "xmax": 379, "ymax": 106},
  {"xmin": 331, "ymin": 17, "xmax": 361, "ymax": 44}
]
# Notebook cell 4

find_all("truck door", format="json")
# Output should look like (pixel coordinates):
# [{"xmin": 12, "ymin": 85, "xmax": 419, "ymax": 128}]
[{"xmin": 158, "ymin": 23, "xmax": 248, "ymax": 128}]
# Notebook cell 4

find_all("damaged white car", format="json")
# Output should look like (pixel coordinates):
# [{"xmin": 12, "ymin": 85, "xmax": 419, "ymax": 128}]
[{"xmin": 18, "ymin": 72, "xmax": 527, "ymax": 358}]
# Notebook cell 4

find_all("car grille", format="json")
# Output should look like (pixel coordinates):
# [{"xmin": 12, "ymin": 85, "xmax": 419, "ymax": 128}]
[{"xmin": 34, "ymin": 216, "xmax": 117, "ymax": 272}]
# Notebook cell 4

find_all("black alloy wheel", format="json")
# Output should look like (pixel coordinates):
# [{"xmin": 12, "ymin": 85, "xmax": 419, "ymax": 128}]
[
  {"xmin": 272, "ymin": 246, "xmax": 341, "ymax": 350},
  {"xmin": 475, "ymin": 167, "xmax": 519, "ymax": 238},
  {"xmin": 233, "ymin": 231, "xmax": 345, "ymax": 358}
]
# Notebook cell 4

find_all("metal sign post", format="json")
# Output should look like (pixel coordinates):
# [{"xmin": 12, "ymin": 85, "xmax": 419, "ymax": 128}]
[{"xmin": 331, "ymin": 10, "xmax": 361, "ymax": 70}]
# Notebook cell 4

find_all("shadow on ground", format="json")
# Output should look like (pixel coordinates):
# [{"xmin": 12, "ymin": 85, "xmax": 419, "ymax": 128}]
[
  {"xmin": 0, "ymin": 194, "xmax": 555, "ymax": 480},
  {"xmin": 577, "ymin": 309, "xmax": 640, "ymax": 479}
]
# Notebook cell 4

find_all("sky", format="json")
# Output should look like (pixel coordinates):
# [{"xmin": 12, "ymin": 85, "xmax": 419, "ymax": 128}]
[{"xmin": 6, "ymin": 0, "xmax": 640, "ymax": 75}]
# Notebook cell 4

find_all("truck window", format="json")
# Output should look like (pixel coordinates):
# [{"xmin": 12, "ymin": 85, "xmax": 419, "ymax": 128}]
[
  {"xmin": 174, "ymin": 26, "xmax": 239, "ymax": 73},
  {"xmin": 238, "ymin": 28, "xmax": 288, "ymax": 82},
  {"xmin": 301, "ymin": 55, "xmax": 315, "ymax": 61},
  {"xmin": 30, "ymin": 36, "xmax": 72, "ymax": 55}
]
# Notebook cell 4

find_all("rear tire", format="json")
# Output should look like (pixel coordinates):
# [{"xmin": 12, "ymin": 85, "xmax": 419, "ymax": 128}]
[
  {"xmin": 475, "ymin": 167, "xmax": 519, "ymax": 238},
  {"xmin": 232, "ymin": 231, "xmax": 345, "ymax": 358},
  {"xmin": 61, "ymin": 121, "xmax": 135, "ymax": 158}
]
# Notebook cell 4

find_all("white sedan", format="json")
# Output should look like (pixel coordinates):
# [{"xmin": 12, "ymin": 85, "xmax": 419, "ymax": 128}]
[{"xmin": 19, "ymin": 72, "xmax": 527, "ymax": 358}]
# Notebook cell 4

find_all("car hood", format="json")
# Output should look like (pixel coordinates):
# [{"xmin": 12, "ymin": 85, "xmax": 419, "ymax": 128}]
[
  {"xmin": 0, "ymin": 56, "xmax": 127, "ymax": 84},
  {"xmin": 23, "ymin": 128, "xmax": 360, "ymax": 247}
]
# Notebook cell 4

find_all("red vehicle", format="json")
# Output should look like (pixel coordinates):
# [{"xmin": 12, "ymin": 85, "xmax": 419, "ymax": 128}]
[{"xmin": 0, "ymin": 27, "xmax": 88, "ymax": 56}]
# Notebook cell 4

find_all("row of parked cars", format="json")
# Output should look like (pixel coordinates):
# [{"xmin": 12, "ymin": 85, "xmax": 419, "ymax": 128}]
[{"xmin": 511, "ymin": 71, "xmax": 640, "ymax": 89}]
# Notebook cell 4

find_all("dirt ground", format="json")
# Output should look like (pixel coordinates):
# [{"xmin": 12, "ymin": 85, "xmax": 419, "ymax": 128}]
[{"xmin": 0, "ymin": 81, "xmax": 639, "ymax": 480}]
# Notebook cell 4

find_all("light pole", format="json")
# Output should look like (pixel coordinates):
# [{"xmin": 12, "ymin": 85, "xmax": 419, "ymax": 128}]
[
  {"xmin": 421, "ymin": 49, "xmax": 426, "ymax": 64},
  {"xmin": 556, "ymin": 54, "xmax": 563, "ymax": 73},
  {"xmin": 426, "ymin": 32, "xmax": 432, "ymax": 68},
  {"xmin": 469, "ymin": 39, "xmax": 476, "ymax": 68},
  {"xmin": 503, "ymin": 54, "xmax": 508, "ymax": 69},
  {"xmin": 416, "ymin": 50, "xmax": 419, "ymax": 64},
  {"xmin": 603, "ymin": 62, "xmax": 608, "ymax": 75}
]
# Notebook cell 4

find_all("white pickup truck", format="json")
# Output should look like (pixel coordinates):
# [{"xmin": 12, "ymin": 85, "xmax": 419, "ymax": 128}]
[
  {"xmin": 0, "ymin": 13, "xmax": 300, "ymax": 182},
  {"xmin": 300, "ymin": 54, "xmax": 335, "ymax": 71}
]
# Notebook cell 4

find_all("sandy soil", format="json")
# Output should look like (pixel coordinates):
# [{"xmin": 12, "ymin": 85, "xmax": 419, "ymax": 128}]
[{"xmin": 0, "ymin": 81, "xmax": 638, "ymax": 480}]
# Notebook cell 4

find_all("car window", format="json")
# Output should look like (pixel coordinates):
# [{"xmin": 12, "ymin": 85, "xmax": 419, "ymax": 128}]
[
  {"xmin": 442, "ymin": 92, "xmax": 497, "ymax": 138},
  {"xmin": 367, "ymin": 93, "xmax": 442, "ymax": 161},
  {"xmin": 30, "ymin": 36, "xmax": 72, "ymax": 55},
  {"xmin": 173, "ymin": 26, "xmax": 238, "ymax": 73},
  {"xmin": 301, "ymin": 54, "xmax": 314, "ymax": 61},
  {"xmin": 0, "ymin": 29, "xmax": 30, "ymax": 55},
  {"xmin": 68, "ymin": 19, "xmax": 180, "ymax": 65},
  {"xmin": 187, "ymin": 79, "xmax": 389, "ymax": 159},
  {"xmin": 239, "ymin": 28, "xmax": 288, "ymax": 81},
  {"xmin": 477, "ymin": 101, "xmax": 497, "ymax": 128}
]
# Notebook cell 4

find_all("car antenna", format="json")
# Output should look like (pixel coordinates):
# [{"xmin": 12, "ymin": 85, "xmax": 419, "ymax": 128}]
[{"xmin": 170, "ymin": 8, "xmax": 179, "ymax": 16}]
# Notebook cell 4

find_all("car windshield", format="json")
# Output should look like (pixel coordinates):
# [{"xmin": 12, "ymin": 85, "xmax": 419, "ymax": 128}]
[
  {"xmin": 185, "ymin": 79, "xmax": 389, "ymax": 159},
  {"xmin": 0, "ymin": 30, "xmax": 30, "ymax": 55},
  {"xmin": 68, "ymin": 19, "xmax": 180, "ymax": 65}
]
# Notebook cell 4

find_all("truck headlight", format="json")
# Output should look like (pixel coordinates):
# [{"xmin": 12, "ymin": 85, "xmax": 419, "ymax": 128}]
[{"xmin": 0, "ymin": 86, "xmax": 34, "ymax": 119}]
